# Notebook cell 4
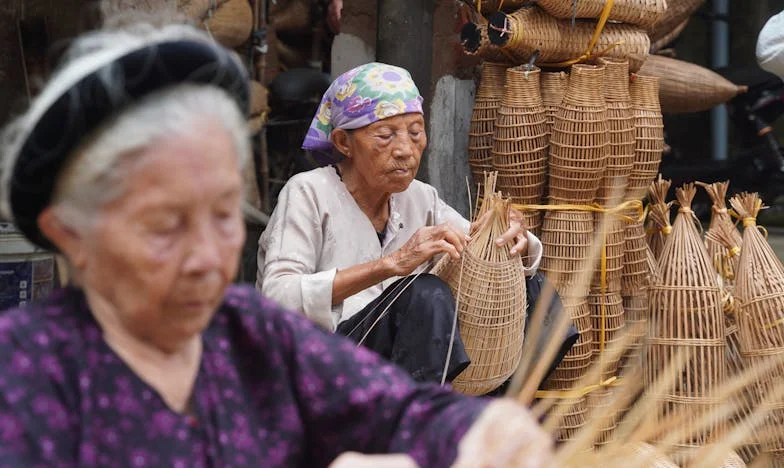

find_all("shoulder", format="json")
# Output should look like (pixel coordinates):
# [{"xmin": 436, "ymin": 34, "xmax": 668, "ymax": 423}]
[
  {"xmin": 403, "ymin": 179, "xmax": 439, "ymax": 198},
  {"xmin": 284, "ymin": 166, "xmax": 338, "ymax": 193}
]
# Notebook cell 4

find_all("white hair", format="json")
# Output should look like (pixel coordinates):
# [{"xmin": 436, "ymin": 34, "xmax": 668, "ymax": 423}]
[{"xmin": 0, "ymin": 22, "xmax": 250, "ymax": 230}]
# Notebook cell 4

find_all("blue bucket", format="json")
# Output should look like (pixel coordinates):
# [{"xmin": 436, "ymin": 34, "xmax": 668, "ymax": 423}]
[{"xmin": 0, "ymin": 223, "xmax": 55, "ymax": 311}]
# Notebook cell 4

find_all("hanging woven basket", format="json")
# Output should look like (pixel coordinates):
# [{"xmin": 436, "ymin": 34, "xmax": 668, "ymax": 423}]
[
  {"xmin": 651, "ymin": 19, "xmax": 690, "ymax": 53},
  {"xmin": 202, "ymin": 0, "xmax": 254, "ymax": 48},
  {"xmin": 649, "ymin": 0, "xmax": 706, "ymax": 44},
  {"xmin": 597, "ymin": 58, "xmax": 634, "ymax": 208},
  {"xmin": 460, "ymin": 22, "xmax": 521, "ymax": 63},
  {"xmin": 487, "ymin": 6, "xmax": 651, "ymax": 72},
  {"xmin": 469, "ymin": 62, "xmax": 508, "ymax": 199},
  {"xmin": 534, "ymin": 0, "xmax": 667, "ymax": 30},
  {"xmin": 639, "ymin": 55, "xmax": 748, "ymax": 114},
  {"xmin": 625, "ymin": 74, "xmax": 664, "ymax": 201}
]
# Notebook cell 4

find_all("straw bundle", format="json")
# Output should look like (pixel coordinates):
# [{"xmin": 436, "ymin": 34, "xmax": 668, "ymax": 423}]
[
  {"xmin": 639, "ymin": 56, "xmax": 748, "ymax": 114},
  {"xmin": 625, "ymin": 75, "xmax": 664, "ymax": 201},
  {"xmin": 548, "ymin": 64, "xmax": 609, "ymax": 205},
  {"xmin": 596, "ymin": 58, "xmax": 635, "ymax": 208},
  {"xmin": 540, "ymin": 71, "xmax": 569, "ymax": 139},
  {"xmin": 651, "ymin": 19, "xmax": 690, "ymax": 53},
  {"xmin": 730, "ymin": 192, "xmax": 784, "ymax": 463},
  {"xmin": 469, "ymin": 63, "xmax": 508, "ymax": 199},
  {"xmin": 437, "ymin": 174, "xmax": 527, "ymax": 396},
  {"xmin": 460, "ymin": 23, "xmax": 519, "ymax": 63},
  {"xmin": 646, "ymin": 184, "xmax": 726, "ymax": 465},
  {"xmin": 700, "ymin": 181, "xmax": 743, "ymax": 291},
  {"xmin": 534, "ymin": 0, "xmax": 667, "ymax": 30},
  {"xmin": 492, "ymin": 66, "xmax": 548, "ymax": 236},
  {"xmin": 646, "ymin": 176, "xmax": 672, "ymax": 261},
  {"xmin": 649, "ymin": 0, "xmax": 705, "ymax": 44},
  {"xmin": 202, "ymin": 0, "xmax": 254, "ymax": 48},
  {"xmin": 487, "ymin": 7, "xmax": 651, "ymax": 72}
]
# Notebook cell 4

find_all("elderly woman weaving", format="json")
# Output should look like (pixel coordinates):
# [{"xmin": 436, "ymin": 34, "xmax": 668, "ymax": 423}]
[
  {"xmin": 0, "ymin": 22, "xmax": 553, "ymax": 467},
  {"xmin": 257, "ymin": 63, "xmax": 543, "ymax": 384}
]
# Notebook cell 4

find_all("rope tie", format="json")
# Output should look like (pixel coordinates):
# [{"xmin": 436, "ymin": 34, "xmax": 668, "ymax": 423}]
[{"xmin": 662, "ymin": 225, "xmax": 672, "ymax": 235}]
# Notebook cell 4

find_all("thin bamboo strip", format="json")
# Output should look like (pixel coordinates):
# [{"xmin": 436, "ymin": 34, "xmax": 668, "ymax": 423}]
[
  {"xmin": 646, "ymin": 184, "xmax": 726, "ymax": 465},
  {"xmin": 548, "ymin": 64, "xmax": 609, "ymax": 205},
  {"xmin": 469, "ymin": 63, "xmax": 508, "ymax": 199},
  {"xmin": 535, "ymin": 0, "xmax": 667, "ymax": 30},
  {"xmin": 487, "ymin": 7, "xmax": 651, "ymax": 73},
  {"xmin": 492, "ymin": 66, "xmax": 548, "ymax": 237},
  {"xmin": 625, "ymin": 75, "xmax": 664, "ymax": 201}
]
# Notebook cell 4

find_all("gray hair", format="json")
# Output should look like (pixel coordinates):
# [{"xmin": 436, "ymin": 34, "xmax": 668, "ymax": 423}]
[{"xmin": 0, "ymin": 22, "xmax": 251, "ymax": 230}]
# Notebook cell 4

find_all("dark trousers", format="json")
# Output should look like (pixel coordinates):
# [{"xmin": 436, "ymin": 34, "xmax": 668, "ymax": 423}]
[{"xmin": 337, "ymin": 274, "xmax": 471, "ymax": 384}]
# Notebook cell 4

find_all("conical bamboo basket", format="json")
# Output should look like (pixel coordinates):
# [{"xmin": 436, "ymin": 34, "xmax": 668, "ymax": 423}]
[
  {"xmin": 639, "ymin": 56, "xmax": 748, "ymax": 114},
  {"xmin": 646, "ymin": 184, "xmax": 726, "ymax": 466},
  {"xmin": 625, "ymin": 75, "xmax": 664, "ymax": 201},
  {"xmin": 469, "ymin": 63, "xmax": 508, "ymax": 199},
  {"xmin": 487, "ymin": 7, "xmax": 651, "ymax": 72},
  {"xmin": 202, "ymin": 0, "xmax": 254, "ymax": 48},
  {"xmin": 588, "ymin": 290, "xmax": 625, "ymax": 380},
  {"xmin": 591, "ymin": 213, "xmax": 626, "ymax": 291},
  {"xmin": 460, "ymin": 22, "xmax": 519, "ymax": 64},
  {"xmin": 621, "ymin": 220, "xmax": 650, "ymax": 291},
  {"xmin": 540, "ymin": 211, "xmax": 594, "ymax": 297},
  {"xmin": 548, "ymin": 64, "xmax": 609, "ymax": 205},
  {"xmin": 649, "ymin": 0, "xmax": 706, "ymax": 43},
  {"xmin": 534, "ymin": 0, "xmax": 667, "ymax": 30},
  {"xmin": 541, "ymin": 71, "xmax": 569, "ymax": 140},
  {"xmin": 437, "ymin": 174, "xmax": 527, "ymax": 396},
  {"xmin": 730, "ymin": 192, "xmax": 784, "ymax": 464},
  {"xmin": 700, "ymin": 181, "xmax": 743, "ymax": 291},
  {"xmin": 596, "ymin": 58, "xmax": 635, "ymax": 208},
  {"xmin": 492, "ymin": 66, "xmax": 548, "ymax": 236}
]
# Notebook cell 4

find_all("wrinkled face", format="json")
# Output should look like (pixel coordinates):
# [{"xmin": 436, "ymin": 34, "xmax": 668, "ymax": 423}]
[
  {"xmin": 346, "ymin": 113, "xmax": 427, "ymax": 193},
  {"xmin": 78, "ymin": 122, "xmax": 245, "ymax": 348}
]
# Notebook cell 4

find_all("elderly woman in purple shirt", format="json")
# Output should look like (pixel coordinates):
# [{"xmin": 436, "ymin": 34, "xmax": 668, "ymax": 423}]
[{"xmin": 0, "ymin": 22, "xmax": 551, "ymax": 468}]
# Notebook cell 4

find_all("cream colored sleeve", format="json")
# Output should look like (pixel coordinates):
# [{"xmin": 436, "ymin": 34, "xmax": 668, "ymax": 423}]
[{"xmin": 757, "ymin": 11, "xmax": 784, "ymax": 80}]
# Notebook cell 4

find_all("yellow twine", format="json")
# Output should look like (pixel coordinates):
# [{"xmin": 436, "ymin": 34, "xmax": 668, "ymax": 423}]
[
  {"xmin": 742, "ymin": 217, "xmax": 756, "ymax": 228},
  {"xmin": 539, "ymin": 0, "xmax": 623, "ymax": 68},
  {"xmin": 764, "ymin": 316, "xmax": 784, "ymax": 331},
  {"xmin": 662, "ymin": 225, "xmax": 672, "ymax": 235},
  {"xmin": 728, "ymin": 247, "xmax": 741, "ymax": 258},
  {"xmin": 535, "ymin": 377, "xmax": 620, "ymax": 399}
]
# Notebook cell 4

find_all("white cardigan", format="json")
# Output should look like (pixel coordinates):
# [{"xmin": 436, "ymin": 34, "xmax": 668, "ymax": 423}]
[{"xmin": 256, "ymin": 166, "xmax": 542, "ymax": 332}]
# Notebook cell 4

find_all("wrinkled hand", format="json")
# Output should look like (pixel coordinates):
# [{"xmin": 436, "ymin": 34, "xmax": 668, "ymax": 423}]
[
  {"xmin": 452, "ymin": 399, "xmax": 553, "ymax": 468},
  {"xmin": 327, "ymin": 0, "xmax": 343, "ymax": 34},
  {"xmin": 329, "ymin": 453, "xmax": 418, "ymax": 468},
  {"xmin": 388, "ymin": 224, "xmax": 470, "ymax": 276},
  {"xmin": 470, "ymin": 207, "xmax": 529, "ymax": 257}
]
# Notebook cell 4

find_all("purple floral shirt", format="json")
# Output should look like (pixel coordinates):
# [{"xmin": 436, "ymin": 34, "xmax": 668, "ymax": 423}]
[{"xmin": 0, "ymin": 285, "xmax": 488, "ymax": 467}]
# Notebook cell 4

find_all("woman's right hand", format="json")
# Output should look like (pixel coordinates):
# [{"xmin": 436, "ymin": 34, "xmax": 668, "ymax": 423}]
[{"xmin": 386, "ymin": 224, "xmax": 470, "ymax": 276}]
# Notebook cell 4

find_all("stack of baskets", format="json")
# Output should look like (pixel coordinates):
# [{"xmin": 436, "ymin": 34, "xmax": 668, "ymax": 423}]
[{"xmin": 469, "ymin": 62, "xmax": 509, "ymax": 201}]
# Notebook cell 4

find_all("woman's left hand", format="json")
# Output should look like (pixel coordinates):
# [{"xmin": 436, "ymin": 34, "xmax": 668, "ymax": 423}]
[{"xmin": 470, "ymin": 207, "xmax": 529, "ymax": 257}]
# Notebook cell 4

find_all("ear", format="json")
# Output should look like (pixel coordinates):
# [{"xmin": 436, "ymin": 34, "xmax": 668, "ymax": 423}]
[
  {"xmin": 330, "ymin": 128, "xmax": 353, "ymax": 160},
  {"xmin": 37, "ymin": 209, "xmax": 88, "ymax": 270}
]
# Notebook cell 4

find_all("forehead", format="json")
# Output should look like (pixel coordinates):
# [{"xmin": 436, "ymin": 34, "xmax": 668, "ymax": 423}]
[{"xmin": 364, "ymin": 113, "xmax": 425, "ymax": 130}]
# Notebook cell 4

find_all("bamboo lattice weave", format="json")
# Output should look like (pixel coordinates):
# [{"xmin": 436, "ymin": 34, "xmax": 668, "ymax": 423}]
[
  {"xmin": 625, "ymin": 75, "xmax": 664, "ymax": 201},
  {"xmin": 469, "ymin": 63, "xmax": 508, "ymax": 199},
  {"xmin": 621, "ymin": 220, "xmax": 650, "ymax": 290},
  {"xmin": 540, "ymin": 71, "xmax": 569, "ymax": 140},
  {"xmin": 534, "ymin": 0, "xmax": 667, "ymax": 30}
]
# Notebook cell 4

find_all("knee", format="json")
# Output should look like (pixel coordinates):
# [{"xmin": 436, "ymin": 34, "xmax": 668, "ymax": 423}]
[{"xmin": 405, "ymin": 274, "xmax": 455, "ymax": 310}]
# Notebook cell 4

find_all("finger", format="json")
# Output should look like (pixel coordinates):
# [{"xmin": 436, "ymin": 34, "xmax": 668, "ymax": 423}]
[
  {"xmin": 495, "ymin": 225, "xmax": 520, "ymax": 248},
  {"xmin": 510, "ymin": 233, "xmax": 528, "ymax": 257},
  {"xmin": 440, "ymin": 225, "xmax": 469, "ymax": 251},
  {"xmin": 430, "ymin": 239, "xmax": 461, "ymax": 260}
]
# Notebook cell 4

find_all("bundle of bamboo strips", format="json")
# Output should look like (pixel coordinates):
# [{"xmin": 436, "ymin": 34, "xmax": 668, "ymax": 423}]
[
  {"xmin": 700, "ymin": 181, "xmax": 743, "ymax": 291},
  {"xmin": 646, "ymin": 176, "xmax": 673, "ymax": 261}
]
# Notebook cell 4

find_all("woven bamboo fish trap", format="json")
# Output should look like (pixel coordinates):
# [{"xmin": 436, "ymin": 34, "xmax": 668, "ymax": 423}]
[
  {"xmin": 487, "ymin": 7, "xmax": 651, "ymax": 72},
  {"xmin": 591, "ymin": 213, "xmax": 626, "ymax": 291},
  {"xmin": 477, "ymin": 0, "xmax": 528, "ymax": 14},
  {"xmin": 621, "ymin": 220, "xmax": 650, "ymax": 291},
  {"xmin": 541, "ymin": 71, "xmax": 569, "ymax": 140},
  {"xmin": 619, "ymin": 288, "xmax": 649, "ymax": 373},
  {"xmin": 596, "ymin": 58, "xmax": 635, "ymax": 208},
  {"xmin": 460, "ymin": 22, "xmax": 520, "ymax": 64},
  {"xmin": 625, "ymin": 75, "xmax": 664, "ymax": 201},
  {"xmin": 437, "ymin": 174, "xmax": 527, "ymax": 396},
  {"xmin": 700, "ymin": 181, "xmax": 743, "ymax": 291},
  {"xmin": 730, "ymin": 192, "xmax": 784, "ymax": 464},
  {"xmin": 201, "ymin": 0, "xmax": 254, "ymax": 48},
  {"xmin": 534, "ymin": 0, "xmax": 667, "ymax": 30},
  {"xmin": 588, "ymin": 290, "xmax": 625, "ymax": 380},
  {"xmin": 646, "ymin": 184, "xmax": 726, "ymax": 465},
  {"xmin": 548, "ymin": 64, "xmax": 609, "ymax": 205},
  {"xmin": 540, "ymin": 211, "xmax": 594, "ymax": 297},
  {"xmin": 639, "ymin": 55, "xmax": 748, "ymax": 114},
  {"xmin": 469, "ymin": 63, "xmax": 508, "ymax": 199},
  {"xmin": 586, "ymin": 387, "xmax": 619, "ymax": 447},
  {"xmin": 651, "ymin": 19, "xmax": 690, "ymax": 53},
  {"xmin": 649, "ymin": 0, "xmax": 705, "ymax": 43},
  {"xmin": 492, "ymin": 66, "xmax": 548, "ymax": 236},
  {"xmin": 646, "ymin": 176, "xmax": 672, "ymax": 261}
]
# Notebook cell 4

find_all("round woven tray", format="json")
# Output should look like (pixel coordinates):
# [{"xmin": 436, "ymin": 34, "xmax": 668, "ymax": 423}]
[
  {"xmin": 487, "ymin": 7, "xmax": 651, "ymax": 72},
  {"xmin": 625, "ymin": 75, "xmax": 664, "ymax": 201},
  {"xmin": 469, "ymin": 62, "xmax": 508, "ymax": 198},
  {"xmin": 535, "ymin": 0, "xmax": 667, "ymax": 30}
]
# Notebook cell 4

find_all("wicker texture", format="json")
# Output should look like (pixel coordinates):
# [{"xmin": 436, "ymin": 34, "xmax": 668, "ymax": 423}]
[
  {"xmin": 469, "ymin": 63, "xmax": 508, "ymax": 198},
  {"xmin": 646, "ymin": 176, "xmax": 672, "ymax": 261},
  {"xmin": 627, "ymin": 443, "xmax": 679, "ymax": 467},
  {"xmin": 202, "ymin": 0, "xmax": 253, "ymax": 48},
  {"xmin": 492, "ymin": 66, "xmax": 548, "ymax": 236},
  {"xmin": 592, "ymin": 214, "xmax": 626, "ymax": 291},
  {"xmin": 437, "ymin": 174, "xmax": 527, "ymax": 396},
  {"xmin": 730, "ymin": 192, "xmax": 784, "ymax": 463},
  {"xmin": 639, "ymin": 55, "xmax": 748, "ymax": 114},
  {"xmin": 622, "ymin": 220, "xmax": 650, "ymax": 291},
  {"xmin": 541, "ymin": 71, "xmax": 569, "ymax": 140},
  {"xmin": 587, "ymin": 388, "xmax": 618, "ymax": 447},
  {"xmin": 460, "ymin": 22, "xmax": 519, "ymax": 63},
  {"xmin": 651, "ymin": 18, "xmax": 690, "ymax": 53},
  {"xmin": 588, "ymin": 290, "xmax": 625, "ymax": 380},
  {"xmin": 619, "ymin": 288, "xmax": 649, "ymax": 373},
  {"xmin": 719, "ymin": 451, "xmax": 747, "ymax": 468},
  {"xmin": 478, "ymin": 0, "xmax": 528, "ymax": 14},
  {"xmin": 649, "ymin": 0, "xmax": 705, "ymax": 43},
  {"xmin": 646, "ymin": 184, "xmax": 726, "ymax": 461},
  {"xmin": 701, "ymin": 181, "xmax": 743, "ymax": 291},
  {"xmin": 548, "ymin": 64, "xmax": 609, "ymax": 205},
  {"xmin": 488, "ymin": 7, "xmax": 651, "ymax": 72},
  {"xmin": 534, "ymin": 0, "xmax": 667, "ymax": 30},
  {"xmin": 597, "ymin": 58, "xmax": 635, "ymax": 208},
  {"xmin": 625, "ymin": 75, "xmax": 664, "ymax": 201}
]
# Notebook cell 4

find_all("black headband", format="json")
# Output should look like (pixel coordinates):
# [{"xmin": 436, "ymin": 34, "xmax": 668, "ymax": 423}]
[{"xmin": 9, "ymin": 39, "xmax": 250, "ymax": 250}]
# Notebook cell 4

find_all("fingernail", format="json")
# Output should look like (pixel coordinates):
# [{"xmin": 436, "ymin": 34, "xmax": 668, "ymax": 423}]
[
  {"xmin": 495, "ymin": 237, "xmax": 503, "ymax": 245},
  {"xmin": 510, "ymin": 248, "xmax": 517, "ymax": 255}
]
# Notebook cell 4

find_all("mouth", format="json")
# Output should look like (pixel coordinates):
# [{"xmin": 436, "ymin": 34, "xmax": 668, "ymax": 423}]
[{"xmin": 390, "ymin": 168, "xmax": 411, "ymax": 176}]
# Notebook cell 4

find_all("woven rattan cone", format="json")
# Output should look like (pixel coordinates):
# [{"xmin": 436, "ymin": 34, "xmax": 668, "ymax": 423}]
[
  {"xmin": 437, "ymin": 174, "xmax": 527, "ymax": 396},
  {"xmin": 646, "ymin": 184, "xmax": 726, "ymax": 457},
  {"xmin": 730, "ymin": 192, "xmax": 784, "ymax": 463},
  {"xmin": 541, "ymin": 210, "xmax": 594, "ymax": 296},
  {"xmin": 469, "ymin": 63, "xmax": 508, "ymax": 198},
  {"xmin": 547, "ymin": 396, "xmax": 589, "ymax": 442},
  {"xmin": 541, "ymin": 71, "xmax": 569, "ymax": 140},
  {"xmin": 719, "ymin": 452, "xmax": 748, "ymax": 468},
  {"xmin": 460, "ymin": 22, "xmax": 519, "ymax": 64},
  {"xmin": 625, "ymin": 75, "xmax": 664, "ymax": 201},
  {"xmin": 487, "ymin": 7, "xmax": 651, "ymax": 73},
  {"xmin": 588, "ymin": 290, "xmax": 625, "ymax": 380},
  {"xmin": 639, "ymin": 55, "xmax": 748, "ymax": 114},
  {"xmin": 547, "ymin": 64, "xmax": 609, "ymax": 205},
  {"xmin": 492, "ymin": 66, "xmax": 548, "ymax": 215},
  {"xmin": 597, "ymin": 58, "xmax": 635, "ymax": 208},
  {"xmin": 534, "ymin": 0, "xmax": 666, "ymax": 30},
  {"xmin": 622, "ymin": 220, "xmax": 650, "ymax": 290},
  {"xmin": 700, "ymin": 181, "xmax": 743, "ymax": 291},
  {"xmin": 649, "ymin": 0, "xmax": 704, "ymax": 43}
]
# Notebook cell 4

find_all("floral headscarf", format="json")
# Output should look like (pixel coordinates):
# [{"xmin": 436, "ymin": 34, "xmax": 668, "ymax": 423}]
[{"xmin": 302, "ymin": 62, "xmax": 424, "ymax": 163}]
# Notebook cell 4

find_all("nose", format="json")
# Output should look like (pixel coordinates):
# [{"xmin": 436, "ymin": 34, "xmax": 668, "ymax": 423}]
[
  {"xmin": 183, "ymin": 219, "xmax": 222, "ymax": 274},
  {"xmin": 393, "ymin": 133, "xmax": 416, "ymax": 159}
]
